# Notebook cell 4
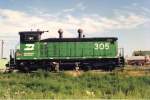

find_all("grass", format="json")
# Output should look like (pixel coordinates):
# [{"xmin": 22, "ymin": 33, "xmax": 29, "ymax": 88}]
[{"xmin": 0, "ymin": 70, "xmax": 150, "ymax": 99}]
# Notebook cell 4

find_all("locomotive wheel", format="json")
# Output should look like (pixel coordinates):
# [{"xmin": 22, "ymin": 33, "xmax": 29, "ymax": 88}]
[
  {"xmin": 45, "ymin": 66, "xmax": 52, "ymax": 72},
  {"xmin": 108, "ymin": 66, "xmax": 113, "ymax": 71},
  {"xmin": 82, "ymin": 64, "xmax": 92, "ymax": 71},
  {"xmin": 22, "ymin": 66, "xmax": 30, "ymax": 73}
]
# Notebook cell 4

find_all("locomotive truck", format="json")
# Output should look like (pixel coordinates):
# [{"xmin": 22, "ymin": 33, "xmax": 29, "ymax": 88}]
[{"xmin": 7, "ymin": 29, "xmax": 124, "ymax": 72}]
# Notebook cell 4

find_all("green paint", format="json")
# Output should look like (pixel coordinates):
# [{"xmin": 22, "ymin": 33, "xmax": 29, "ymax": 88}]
[{"xmin": 16, "ymin": 39, "xmax": 118, "ymax": 60}]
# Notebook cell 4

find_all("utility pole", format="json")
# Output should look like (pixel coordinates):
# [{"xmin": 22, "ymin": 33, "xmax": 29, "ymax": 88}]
[{"xmin": 1, "ymin": 40, "xmax": 4, "ymax": 59}]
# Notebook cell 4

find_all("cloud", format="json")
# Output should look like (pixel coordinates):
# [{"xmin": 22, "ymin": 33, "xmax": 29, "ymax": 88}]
[
  {"xmin": 76, "ymin": 2, "xmax": 86, "ymax": 11},
  {"xmin": 62, "ymin": 2, "xmax": 86, "ymax": 13},
  {"xmin": 132, "ymin": 3, "xmax": 138, "ymax": 6},
  {"xmin": 63, "ymin": 8, "xmax": 75, "ymax": 13},
  {"xmin": 141, "ymin": 7, "xmax": 150, "ymax": 14},
  {"xmin": 0, "ymin": 8, "xmax": 148, "ymax": 38}
]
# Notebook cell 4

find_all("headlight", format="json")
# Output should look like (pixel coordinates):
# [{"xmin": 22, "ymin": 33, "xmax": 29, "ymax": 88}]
[{"xmin": 16, "ymin": 52, "xmax": 22, "ymax": 56}]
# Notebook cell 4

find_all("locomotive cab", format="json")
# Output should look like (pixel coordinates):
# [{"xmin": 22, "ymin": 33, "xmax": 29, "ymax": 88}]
[
  {"xmin": 7, "ymin": 30, "xmax": 48, "ymax": 72},
  {"xmin": 19, "ymin": 31, "xmax": 44, "ymax": 43}
]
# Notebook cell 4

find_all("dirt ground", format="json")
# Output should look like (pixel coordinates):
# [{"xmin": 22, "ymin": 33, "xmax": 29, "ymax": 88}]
[
  {"xmin": 64, "ymin": 66, "xmax": 150, "ymax": 77},
  {"xmin": 121, "ymin": 65, "xmax": 150, "ymax": 76}
]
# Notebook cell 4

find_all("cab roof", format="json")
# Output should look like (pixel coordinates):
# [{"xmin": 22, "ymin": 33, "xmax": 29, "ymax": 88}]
[{"xmin": 19, "ymin": 31, "xmax": 44, "ymax": 35}]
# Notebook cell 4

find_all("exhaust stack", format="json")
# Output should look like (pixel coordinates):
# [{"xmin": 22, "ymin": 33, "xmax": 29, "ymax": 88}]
[
  {"xmin": 58, "ymin": 29, "xmax": 63, "ymax": 38},
  {"xmin": 78, "ymin": 28, "xmax": 83, "ymax": 38}
]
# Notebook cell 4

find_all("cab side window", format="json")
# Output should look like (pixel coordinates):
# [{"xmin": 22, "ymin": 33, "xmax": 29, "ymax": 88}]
[{"xmin": 25, "ymin": 34, "xmax": 38, "ymax": 42}]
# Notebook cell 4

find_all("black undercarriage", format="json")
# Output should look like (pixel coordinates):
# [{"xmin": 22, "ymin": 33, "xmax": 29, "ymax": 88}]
[{"xmin": 7, "ymin": 57, "xmax": 124, "ymax": 72}]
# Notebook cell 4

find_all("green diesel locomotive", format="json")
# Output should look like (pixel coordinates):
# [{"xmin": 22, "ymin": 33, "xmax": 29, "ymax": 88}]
[{"xmin": 7, "ymin": 29, "xmax": 124, "ymax": 72}]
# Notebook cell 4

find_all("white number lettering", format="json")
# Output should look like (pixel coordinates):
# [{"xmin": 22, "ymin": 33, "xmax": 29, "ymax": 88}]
[
  {"xmin": 94, "ymin": 43, "xmax": 99, "ymax": 50},
  {"xmin": 99, "ymin": 43, "xmax": 105, "ymax": 50},
  {"xmin": 105, "ymin": 43, "xmax": 110, "ymax": 50},
  {"xmin": 24, "ymin": 44, "xmax": 35, "ymax": 51},
  {"xmin": 94, "ymin": 42, "xmax": 110, "ymax": 50}
]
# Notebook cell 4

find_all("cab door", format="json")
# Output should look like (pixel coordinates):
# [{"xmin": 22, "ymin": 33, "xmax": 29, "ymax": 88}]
[{"xmin": 40, "ymin": 42, "xmax": 48, "ymax": 58}]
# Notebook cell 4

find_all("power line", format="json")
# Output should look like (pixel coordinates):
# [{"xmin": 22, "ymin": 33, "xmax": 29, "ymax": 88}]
[
  {"xmin": 1, "ymin": 40, "xmax": 4, "ymax": 59},
  {"xmin": 0, "ymin": 39, "xmax": 19, "ymax": 58}
]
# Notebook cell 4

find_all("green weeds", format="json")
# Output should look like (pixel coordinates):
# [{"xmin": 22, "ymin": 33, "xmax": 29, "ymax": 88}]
[{"xmin": 0, "ymin": 71, "xmax": 150, "ymax": 99}]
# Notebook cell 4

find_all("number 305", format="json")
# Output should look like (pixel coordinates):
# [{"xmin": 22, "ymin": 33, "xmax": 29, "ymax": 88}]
[{"xmin": 94, "ymin": 43, "xmax": 110, "ymax": 50}]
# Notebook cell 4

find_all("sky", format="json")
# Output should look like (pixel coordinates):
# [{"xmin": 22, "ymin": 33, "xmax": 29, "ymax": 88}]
[{"xmin": 0, "ymin": 0, "xmax": 150, "ymax": 58}]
